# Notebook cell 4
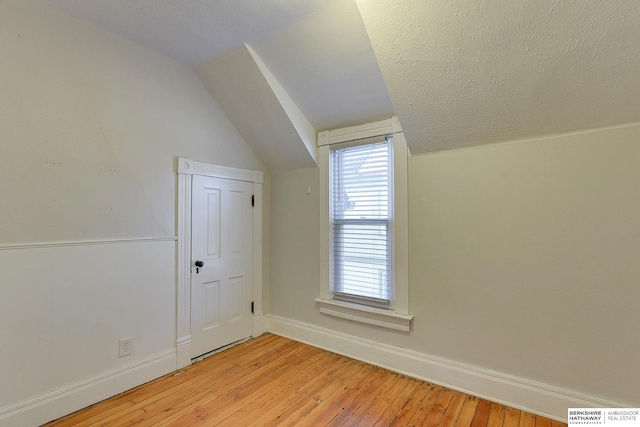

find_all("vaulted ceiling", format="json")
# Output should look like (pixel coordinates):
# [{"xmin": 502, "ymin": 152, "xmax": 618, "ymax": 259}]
[
  {"xmin": 43, "ymin": 0, "xmax": 640, "ymax": 169},
  {"xmin": 357, "ymin": 0, "xmax": 640, "ymax": 154}
]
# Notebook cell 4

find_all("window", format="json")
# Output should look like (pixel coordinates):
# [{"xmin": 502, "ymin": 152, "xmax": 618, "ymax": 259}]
[
  {"xmin": 330, "ymin": 139, "xmax": 392, "ymax": 308},
  {"xmin": 316, "ymin": 117, "xmax": 412, "ymax": 332}
]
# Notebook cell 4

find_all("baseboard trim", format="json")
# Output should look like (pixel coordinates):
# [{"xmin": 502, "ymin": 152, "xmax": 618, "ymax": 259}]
[
  {"xmin": 267, "ymin": 315, "xmax": 625, "ymax": 422},
  {"xmin": 0, "ymin": 349, "xmax": 176, "ymax": 427}
]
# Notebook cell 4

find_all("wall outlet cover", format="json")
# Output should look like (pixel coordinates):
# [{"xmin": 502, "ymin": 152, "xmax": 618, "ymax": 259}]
[{"xmin": 119, "ymin": 338, "xmax": 132, "ymax": 357}]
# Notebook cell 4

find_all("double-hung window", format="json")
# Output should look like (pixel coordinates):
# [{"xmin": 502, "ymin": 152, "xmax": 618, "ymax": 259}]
[
  {"xmin": 317, "ymin": 117, "xmax": 412, "ymax": 332},
  {"xmin": 330, "ymin": 139, "xmax": 392, "ymax": 308}
]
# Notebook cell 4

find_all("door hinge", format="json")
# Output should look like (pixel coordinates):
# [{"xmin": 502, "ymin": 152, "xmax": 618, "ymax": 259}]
[
  {"xmin": 251, "ymin": 194, "xmax": 255, "ymax": 207},
  {"xmin": 251, "ymin": 301, "xmax": 254, "ymax": 314}
]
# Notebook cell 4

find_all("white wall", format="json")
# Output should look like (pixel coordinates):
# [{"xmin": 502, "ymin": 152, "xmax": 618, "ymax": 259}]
[
  {"xmin": 0, "ymin": 1, "xmax": 264, "ymax": 425},
  {"xmin": 0, "ymin": 1, "xmax": 263, "ymax": 245},
  {"xmin": 408, "ymin": 124, "xmax": 640, "ymax": 405},
  {"xmin": 270, "ymin": 167, "xmax": 320, "ymax": 320},
  {"xmin": 0, "ymin": 241, "xmax": 176, "ymax": 426},
  {"xmin": 269, "ymin": 124, "xmax": 640, "ymax": 414}
]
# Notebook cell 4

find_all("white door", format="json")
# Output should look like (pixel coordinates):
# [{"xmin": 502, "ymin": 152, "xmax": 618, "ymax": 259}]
[{"xmin": 191, "ymin": 174, "xmax": 253, "ymax": 358}]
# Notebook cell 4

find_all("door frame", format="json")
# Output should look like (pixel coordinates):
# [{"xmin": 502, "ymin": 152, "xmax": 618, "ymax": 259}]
[{"xmin": 176, "ymin": 157, "xmax": 264, "ymax": 369}]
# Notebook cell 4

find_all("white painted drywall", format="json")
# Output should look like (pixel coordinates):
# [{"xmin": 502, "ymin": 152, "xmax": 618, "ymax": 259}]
[
  {"xmin": 196, "ymin": 44, "xmax": 317, "ymax": 172},
  {"xmin": 270, "ymin": 167, "xmax": 321, "ymax": 322},
  {"xmin": 269, "ymin": 123, "xmax": 640, "ymax": 406},
  {"xmin": 0, "ymin": 0, "xmax": 264, "ymax": 245},
  {"xmin": 41, "ymin": 0, "xmax": 396, "ymax": 135},
  {"xmin": 246, "ymin": 44, "xmax": 318, "ymax": 166},
  {"xmin": 0, "ymin": 242, "xmax": 174, "ymax": 409},
  {"xmin": 0, "ymin": 1, "xmax": 265, "ymax": 424},
  {"xmin": 407, "ymin": 123, "xmax": 640, "ymax": 405}
]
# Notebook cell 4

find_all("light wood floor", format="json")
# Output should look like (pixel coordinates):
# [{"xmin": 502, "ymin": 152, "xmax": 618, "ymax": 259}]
[{"xmin": 46, "ymin": 333, "xmax": 567, "ymax": 426}]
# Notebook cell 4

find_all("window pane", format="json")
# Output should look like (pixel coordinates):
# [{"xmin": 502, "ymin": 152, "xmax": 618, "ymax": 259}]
[
  {"xmin": 332, "ymin": 221, "xmax": 390, "ymax": 300},
  {"xmin": 331, "ymin": 142, "xmax": 389, "ymax": 220},
  {"xmin": 329, "ymin": 139, "xmax": 392, "ymax": 305}
]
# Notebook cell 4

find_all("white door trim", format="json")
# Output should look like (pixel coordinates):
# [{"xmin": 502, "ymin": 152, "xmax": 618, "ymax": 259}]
[{"xmin": 176, "ymin": 158, "xmax": 264, "ymax": 369}]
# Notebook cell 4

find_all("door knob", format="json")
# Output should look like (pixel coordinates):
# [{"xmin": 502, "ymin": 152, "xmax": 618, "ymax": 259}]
[{"xmin": 195, "ymin": 260, "xmax": 204, "ymax": 273}]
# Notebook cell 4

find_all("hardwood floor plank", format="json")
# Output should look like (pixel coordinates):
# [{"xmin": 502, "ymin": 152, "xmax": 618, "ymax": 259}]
[
  {"xmin": 438, "ymin": 390, "xmax": 468, "ymax": 427},
  {"xmin": 487, "ymin": 402, "xmax": 506, "ymax": 427},
  {"xmin": 282, "ymin": 362, "xmax": 378, "ymax": 426},
  {"xmin": 504, "ymin": 406, "xmax": 522, "ymax": 427},
  {"xmin": 262, "ymin": 358, "xmax": 367, "ymax": 427},
  {"xmin": 371, "ymin": 377, "xmax": 421, "ymax": 426},
  {"xmin": 153, "ymin": 344, "xmax": 325, "ymax": 426},
  {"xmin": 469, "ymin": 398, "xmax": 493, "ymax": 427},
  {"xmin": 330, "ymin": 370, "xmax": 402, "ymax": 426},
  {"xmin": 217, "ymin": 352, "xmax": 342, "ymax": 426},
  {"xmin": 536, "ymin": 416, "xmax": 553, "ymax": 427},
  {"xmin": 389, "ymin": 382, "xmax": 438, "ymax": 425},
  {"xmin": 415, "ymin": 387, "xmax": 454, "ymax": 427},
  {"xmin": 404, "ymin": 384, "xmax": 445, "ymax": 426},
  {"xmin": 358, "ymin": 374, "xmax": 417, "ymax": 426},
  {"xmin": 242, "ymin": 353, "xmax": 344, "ymax": 425},
  {"xmin": 520, "ymin": 411, "xmax": 537, "ymax": 427},
  {"xmin": 454, "ymin": 395, "xmax": 481, "ymax": 427},
  {"xmin": 309, "ymin": 366, "xmax": 388, "ymax": 426},
  {"xmin": 43, "ymin": 334, "xmax": 569, "ymax": 427}
]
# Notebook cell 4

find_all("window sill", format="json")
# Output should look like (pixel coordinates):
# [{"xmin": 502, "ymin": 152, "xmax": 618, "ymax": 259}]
[{"xmin": 315, "ymin": 298, "xmax": 413, "ymax": 332}]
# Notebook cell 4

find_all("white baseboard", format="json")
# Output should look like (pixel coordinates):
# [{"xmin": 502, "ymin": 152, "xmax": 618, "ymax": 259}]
[
  {"xmin": 267, "ymin": 315, "xmax": 625, "ymax": 422},
  {"xmin": 0, "ymin": 349, "xmax": 176, "ymax": 427}
]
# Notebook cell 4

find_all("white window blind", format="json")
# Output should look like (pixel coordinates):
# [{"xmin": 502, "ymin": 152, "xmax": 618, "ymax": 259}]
[{"xmin": 329, "ymin": 138, "xmax": 392, "ymax": 308}]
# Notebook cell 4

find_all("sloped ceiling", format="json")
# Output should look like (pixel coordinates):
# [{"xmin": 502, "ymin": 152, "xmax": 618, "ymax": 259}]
[
  {"xmin": 42, "ymin": 0, "xmax": 394, "ymax": 171},
  {"xmin": 357, "ymin": 0, "xmax": 640, "ymax": 153},
  {"xmin": 43, "ymin": 0, "xmax": 640, "ymax": 163},
  {"xmin": 42, "ymin": 0, "xmax": 325, "ymax": 66},
  {"xmin": 196, "ymin": 44, "xmax": 317, "ymax": 172}
]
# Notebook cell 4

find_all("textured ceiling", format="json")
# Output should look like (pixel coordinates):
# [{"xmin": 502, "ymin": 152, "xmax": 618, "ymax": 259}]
[
  {"xmin": 44, "ymin": 0, "xmax": 640, "ymax": 158},
  {"xmin": 357, "ymin": 0, "xmax": 640, "ymax": 153}
]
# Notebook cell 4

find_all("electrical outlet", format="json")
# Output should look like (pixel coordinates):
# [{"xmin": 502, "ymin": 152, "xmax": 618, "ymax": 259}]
[{"xmin": 119, "ymin": 338, "xmax": 132, "ymax": 357}]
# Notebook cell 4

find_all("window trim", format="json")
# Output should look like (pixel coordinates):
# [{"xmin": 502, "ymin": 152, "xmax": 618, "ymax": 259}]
[{"xmin": 317, "ymin": 117, "xmax": 412, "ymax": 331}]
